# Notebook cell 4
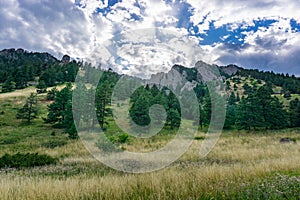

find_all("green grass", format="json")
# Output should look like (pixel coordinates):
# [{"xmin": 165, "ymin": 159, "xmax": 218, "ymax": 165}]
[{"xmin": 0, "ymin": 91, "xmax": 300, "ymax": 199}]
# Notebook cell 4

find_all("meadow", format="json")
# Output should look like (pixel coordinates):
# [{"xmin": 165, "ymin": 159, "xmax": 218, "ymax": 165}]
[{"xmin": 0, "ymin": 89, "xmax": 300, "ymax": 199}]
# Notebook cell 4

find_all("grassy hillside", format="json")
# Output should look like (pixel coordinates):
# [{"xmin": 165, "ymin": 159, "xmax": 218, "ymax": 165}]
[
  {"xmin": 0, "ymin": 89, "xmax": 300, "ymax": 199},
  {"xmin": 227, "ymin": 75, "xmax": 300, "ymax": 107}
]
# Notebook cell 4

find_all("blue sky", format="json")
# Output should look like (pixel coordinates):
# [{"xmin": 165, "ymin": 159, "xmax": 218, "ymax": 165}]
[{"xmin": 0, "ymin": 0, "xmax": 299, "ymax": 76}]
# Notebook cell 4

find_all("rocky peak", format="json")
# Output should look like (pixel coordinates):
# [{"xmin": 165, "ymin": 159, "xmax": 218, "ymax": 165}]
[
  {"xmin": 219, "ymin": 64, "xmax": 241, "ymax": 76},
  {"xmin": 61, "ymin": 54, "xmax": 71, "ymax": 64}
]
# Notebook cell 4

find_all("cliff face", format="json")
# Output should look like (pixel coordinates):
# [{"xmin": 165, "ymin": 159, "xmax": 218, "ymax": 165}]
[
  {"xmin": 219, "ymin": 64, "xmax": 242, "ymax": 76},
  {"xmin": 0, "ymin": 48, "xmax": 58, "ymax": 63},
  {"xmin": 146, "ymin": 60, "xmax": 241, "ymax": 90}
]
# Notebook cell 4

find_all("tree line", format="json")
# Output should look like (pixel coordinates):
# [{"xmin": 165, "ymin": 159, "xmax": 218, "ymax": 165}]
[
  {"xmin": 14, "ymin": 65, "xmax": 300, "ymax": 139},
  {"xmin": 0, "ymin": 48, "xmax": 79, "ymax": 93}
]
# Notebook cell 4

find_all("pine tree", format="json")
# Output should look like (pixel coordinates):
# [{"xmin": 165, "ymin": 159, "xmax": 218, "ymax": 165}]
[
  {"xmin": 45, "ymin": 83, "xmax": 72, "ymax": 126},
  {"xmin": 129, "ymin": 93, "xmax": 151, "ymax": 126},
  {"xmin": 166, "ymin": 109, "xmax": 181, "ymax": 129},
  {"xmin": 228, "ymin": 92, "xmax": 236, "ymax": 105},
  {"xmin": 224, "ymin": 104, "xmax": 236, "ymax": 129},
  {"xmin": 202, "ymin": 93, "xmax": 212, "ymax": 126},
  {"xmin": 289, "ymin": 98, "xmax": 300, "ymax": 127},
  {"xmin": 46, "ymin": 87, "xmax": 58, "ymax": 100},
  {"xmin": 95, "ymin": 81, "xmax": 112, "ymax": 129},
  {"xmin": 256, "ymin": 85, "xmax": 288, "ymax": 129},
  {"xmin": 1, "ymin": 77, "xmax": 16, "ymax": 93},
  {"xmin": 267, "ymin": 97, "xmax": 288, "ymax": 129},
  {"xmin": 236, "ymin": 94, "xmax": 264, "ymax": 131},
  {"xmin": 16, "ymin": 93, "xmax": 39, "ymax": 124}
]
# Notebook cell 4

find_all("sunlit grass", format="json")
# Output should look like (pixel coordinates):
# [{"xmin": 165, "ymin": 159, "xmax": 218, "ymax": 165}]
[{"xmin": 0, "ymin": 93, "xmax": 300, "ymax": 199}]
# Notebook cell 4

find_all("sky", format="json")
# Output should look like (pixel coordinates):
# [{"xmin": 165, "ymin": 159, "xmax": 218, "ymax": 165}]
[{"xmin": 0, "ymin": 0, "xmax": 299, "ymax": 77}]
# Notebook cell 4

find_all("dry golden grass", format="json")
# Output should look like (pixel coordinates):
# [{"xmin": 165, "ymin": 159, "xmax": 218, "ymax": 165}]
[{"xmin": 0, "ymin": 130, "xmax": 299, "ymax": 199}]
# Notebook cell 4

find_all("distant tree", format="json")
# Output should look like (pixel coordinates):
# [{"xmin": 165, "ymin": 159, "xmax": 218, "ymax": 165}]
[
  {"xmin": 228, "ymin": 92, "xmax": 236, "ymax": 105},
  {"xmin": 45, "ymin": 83, "xmax": 72, "ymax": 126},
  {"xmin": 1, "ymin": 77, "xmax": 16, "ymax": 93},
  {"xmin": 243, "ymin": 83, "xmax": 252, "ymax": 95},
  {"xmin": 16, "ymin": 93, "xmax": 39, "ymax": 124},
  {"xmin": 256, "ymin": 85, "xmax": 288, "ymax": 129},
  {"xmin": 45, "ymin": 83, "xmax": 77, "ymax": 138},
  {"xmin": 267, "ymin": 97, "xmax": 288, "ymax": 129},
  {"xmin": 236, "ymin": 94, "xmax": 264, "ymax": 131},
  {"xmin": 233, "ymin": 84, "xmax": 238, "ymax": 91},
  {"xmin": 166, "ymin": 109, "xmax": 181, "ymax": 129},
  {"xmin": 150, "ymin": 84, "xmax": 160, "ymax": 97},
  {"xmin": 202, "ymin": 93, "xmax": 212, "ymax": 126},
  {"xmin": 236, "ymin": 85, "xmax": 288, "ymax": 130},
  {"xmin": 129, "ymin": 93, "xmax": 151, "ymax": 126},
  {"xmin": 226, "ymin": 81, "xmax": 231, "ymax": 91},
  {"xmin": 289, "ymin": 98, "xmax": 300, "ymax": 127},
  {"xmin": 36, "ymin": 80, "xmax": 47, "ymax": 93},
  {"xmin": 46, "ymin": 87, "xmax": 58, "ymax": 100},
  {"xmin": 224, "ymin": 104, "xmax": 236, "ymax": 129},
  {"xmin": 224, "ymin": 91, "xmax": 237, "ymax": 129},
  {"xmin": 63, "ymin": 100, "xmax": 78, "ymax": 139},
  {"xmin": 95, "ymin": 81, "xmax": 113, "ymax": 129}
]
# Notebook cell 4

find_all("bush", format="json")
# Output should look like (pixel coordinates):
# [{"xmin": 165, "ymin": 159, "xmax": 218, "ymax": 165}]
[
  {"xmin": 0, "ymin": 153, "xmax": 57, "ymax": 169},
  {"xmin": 194, "ymin": 136, "xmax": 205, "ymax": 140},
  {"xmin": 117, "ymin": 133, "xmax": 129, "ymax": 143}
]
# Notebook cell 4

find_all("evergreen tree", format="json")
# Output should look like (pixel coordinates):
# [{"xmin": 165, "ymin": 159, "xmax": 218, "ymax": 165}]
[
  {"xmin": 202, "ymin": 93, "xmax": 212, "ymax": 126},
  {"xmin": 243, "ymin": 83, "xmax": 252, "ymax": 95},
  {"xmin": 46, "ymin": 87, "xmax": 58, "ymax": 100},
  {"xmin": 166, "ymin": 109, "xmax": 181, "ymax": 129},
  {"xmin": 256, "ymin": 85, "xmax": 288, "ymax": 129},
  {"xmin": 16, "ymin": 93, "xmax": 39, "ymax": 124},
  {"xmin": 236, "ymin": 94, "xmax": 264, "ymax": 131},
  {"xmin": 36, "ymin": 80, "xmax": 47, "ymax": 93},
  {"xmin": 129, "ymin": 93, "xmax": 151, "ymax": 126},
  {"xmin": 63, "ymin": 100, "xmax": 78, "ymax": 139},
  {"xmin": 1, "ymin": 77, "xmax": 16, "ymax": 93},
  {"xmin": 267, "ymin": 97, "xmax": 288, "ymax": 129},
  {"xmin": 95, "ymin": 81, "xmax": 112, "ymax": 129},
  {"xmin": 228, "ymin": 92, "xmax": 236, "ymax": 105},
  {"xmin": 45, "ymin": 83, "xmax": 72, "ymax": 126},
  {"xmin": 224, "ymin": 104, "xmax": 236, "ymax": 129},
  {"xmin": 289, "ymin": 98, "xmax": 300, "ymax": 127}
]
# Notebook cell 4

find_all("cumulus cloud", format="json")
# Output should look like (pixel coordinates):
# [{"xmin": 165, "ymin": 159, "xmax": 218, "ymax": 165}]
[
  {"xmin": 88, "ymin": 28, "xmax": 206, "ymax": 79},
  {"xmin": 0, "ymin": 0, "xmax": 299, "ymax": 76},
  {"xmin": 208, "ymin": 18, "xmax": 300, "ymax": 75},
  {"xmin": 183, "ymin": 0, "xmax": 300, "ymax": 75},
  {"xmin": 0, "ymin": 0, "xmax": 93, "ymax": 59}
]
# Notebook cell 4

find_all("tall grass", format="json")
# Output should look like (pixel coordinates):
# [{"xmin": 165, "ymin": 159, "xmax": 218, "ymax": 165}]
[
  {"xmin": 0, "ymin": 131, "xmax": 299, "ymax": 199},
  {"xmin": 0, "ymin": 94, "xmax": 300, "ymax": 199}
]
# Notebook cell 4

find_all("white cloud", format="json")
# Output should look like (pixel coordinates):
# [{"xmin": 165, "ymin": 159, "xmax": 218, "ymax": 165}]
[
  {"xmin": 0, "ymin": 0, "xmax": 299, "ymax": 76},
  {"xmin": 186, "ymin": 0, "xmax": 300, "ymax": 29},
  {"xmin": 207, "ymin": 18, "xmax": 300, "ymax": 75},
  {"xmin": 0, "ymin": 0, "xmax": 93, "ymax": 59}
]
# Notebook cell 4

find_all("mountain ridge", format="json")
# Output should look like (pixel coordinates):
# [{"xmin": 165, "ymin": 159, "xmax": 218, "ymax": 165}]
[{"xmin": 0, "ymin": 48, "xmax": 299, "ymax": 95}]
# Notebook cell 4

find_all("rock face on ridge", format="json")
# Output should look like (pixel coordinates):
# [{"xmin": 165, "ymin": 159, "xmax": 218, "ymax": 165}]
[
  {"xmin": 0, "ymin": 48, "xmax": 58, "ymax": 63},
  {"xmin": 146, "ymin": 60, "xmax": 241, "ymax": 91}
]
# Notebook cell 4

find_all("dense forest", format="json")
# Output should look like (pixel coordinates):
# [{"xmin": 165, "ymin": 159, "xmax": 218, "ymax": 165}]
[
  {"xmin": 1, "ymin": 48, "xmax": 300, "ymax": 139},
  {"xmin": 0, "ymin": 48, "xmax": 79, "ymax": 92}
]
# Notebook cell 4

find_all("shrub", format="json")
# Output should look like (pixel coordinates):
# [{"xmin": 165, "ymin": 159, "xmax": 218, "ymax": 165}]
[
  {"xmin": 117, "ymin": 133, "xmax": 129, "ymax": 143},
  {"xmin": 194, "ymin": 136, "xmax": 205, "ymax": 140},
  {"xmin": 0, "ymin": 153, "xmax": 57, "ymax": 169}
]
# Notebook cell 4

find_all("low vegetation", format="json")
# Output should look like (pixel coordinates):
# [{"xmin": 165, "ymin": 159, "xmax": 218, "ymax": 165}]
[
  {"xmin": 0, "ymin": 90, "xmax": 299, "ymax": 199},
  {"xmin": 0, "ymin": 153, "xmax": 57, "ymax": 169},
  {"xmin": 0, "ymin": 50, "xmax": 300, "ymax": 199}
]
